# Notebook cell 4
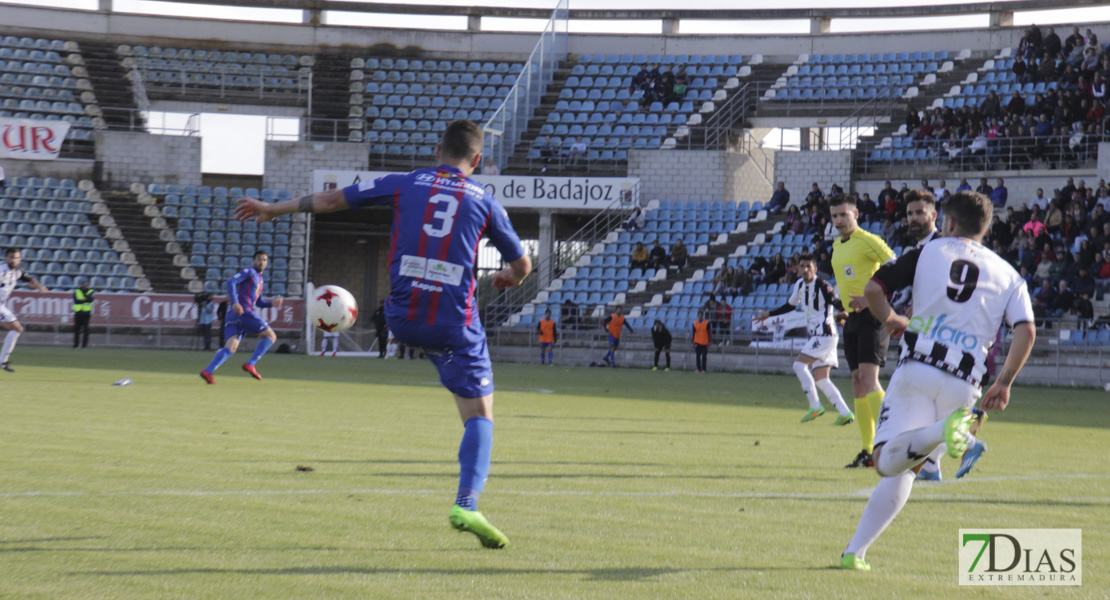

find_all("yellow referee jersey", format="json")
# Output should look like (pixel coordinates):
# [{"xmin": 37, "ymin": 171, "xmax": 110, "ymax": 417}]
[{"xmin": 831, "ymin": 228, "xmax": 895, "ymax": 313}]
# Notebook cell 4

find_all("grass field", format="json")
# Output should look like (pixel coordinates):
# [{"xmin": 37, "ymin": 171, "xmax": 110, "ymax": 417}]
[{"xmin": 1, "ymin": 346, "xmax": 1107, "ymax": 599}]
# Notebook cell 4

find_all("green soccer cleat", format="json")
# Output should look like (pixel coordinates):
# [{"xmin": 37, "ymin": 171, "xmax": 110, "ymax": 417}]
[
  {"xmin": 449, "ymin": 505, "xmax": 509, "ymax": 549},
  {"xmin": 833, "ymin": 412, "xmax": 855, "ymax": 426},
  {"xmin": 943, "ymin": 408, "xmax": 975, "ymax": 459},
  {"xmin": 800, "ymin": 407, "xmax": 826, "ymax": 422},
  {"xmin": 652, "ymin": 366, "xmax": 658, "ymax": 371},
  {"xmin": 840, "ymin": 553, "xmax": 871, "ymax": 571}
]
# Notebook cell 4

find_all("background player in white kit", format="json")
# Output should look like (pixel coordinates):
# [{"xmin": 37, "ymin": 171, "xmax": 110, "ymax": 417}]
[
  {"xmin": 757, "ymin": 254, "xmax": 854, "ymax": 425},
  {"xmin": 0, "ymin": 249, "xmax": 50, "ymax": 373},
  {"xmin": 319, "ymin": 331, "xmax": 340, "ymax": 356},
  {"xmin": 839, "ymin": 191, "xmax": 1036, "ymax": 571}
]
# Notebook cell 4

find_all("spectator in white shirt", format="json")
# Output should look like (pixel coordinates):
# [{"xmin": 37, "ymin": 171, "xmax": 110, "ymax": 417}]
[
  {"xmin": 1031, "ymin": 188, "xmax": 1049, "ymax": 212},
  {"xmin": 935, "ymin": 180, "xmax": 950, "ymax": 201},
  {"xmin": 483, "ymin": 157, "xmax": 500, "ymax": 176},
  {"xmin": 568, "ymin": 137, "xmax": 587, "ymax": 166}
]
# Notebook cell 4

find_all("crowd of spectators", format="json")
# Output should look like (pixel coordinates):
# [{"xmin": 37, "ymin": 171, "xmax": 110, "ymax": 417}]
[
  {"xmin": 629, "ymin": 63, "xmax": 689, "ymax": 110},
  {"xmin": 891, "ymin": 25, "xmax": 1109, "ymax": 171},
  {"xmin": 535, "ymin": 135, "xmax": 589, "ymax": 172}
]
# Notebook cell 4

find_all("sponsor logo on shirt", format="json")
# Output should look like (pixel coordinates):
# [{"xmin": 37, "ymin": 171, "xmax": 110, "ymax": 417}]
[
  {"xmin": 399, "ymin": 255, "xmax": 465, "ymax": 287},
  {"xmin": 357, "ymin": 177, "xmax": 379, "ymax": 191},
  {"xmin": 907, "ymin": 313, "xmax": 980, "ymax": 351},
  {"xmin": 843, "ymin": 265, "xmax": 855, "ymax": 278}
]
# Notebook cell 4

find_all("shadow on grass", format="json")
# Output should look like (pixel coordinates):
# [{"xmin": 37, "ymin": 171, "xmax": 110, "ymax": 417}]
[{"xmin": 73, "ymin": 564, "xmax": 834, "ymax": 581}]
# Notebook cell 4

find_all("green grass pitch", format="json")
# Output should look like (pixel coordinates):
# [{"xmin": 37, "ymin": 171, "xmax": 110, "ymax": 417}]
[{"xmin": 1, "ymin": 346, "xmax": 1107, "ymax": 599}]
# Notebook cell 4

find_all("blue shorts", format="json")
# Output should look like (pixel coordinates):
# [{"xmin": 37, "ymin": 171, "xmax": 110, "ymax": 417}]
[
  {"xmin": 388, "ymin": 316, "xmax": 494, "ymax": 399},
  {"xmin": 608, "ymin": 334, "xmax": 620, "ymax": 347},
  {"xmin": 225, "ymin": 311, "xmax": 270, "ymax": 341},
  {"xmin": 539, "ymin": 342, "xmax": 553, "ymax": 349}
]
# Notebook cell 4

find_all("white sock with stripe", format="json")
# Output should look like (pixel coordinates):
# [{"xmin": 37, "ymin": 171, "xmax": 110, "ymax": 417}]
[
  {"xmin": 1, "ymin": 329, "xmax": 19, "ymax": 364},
  {"xmin": 815, "ymin": 377, "xmax": 851, "ymax": 415},
  {"xmin": 792, "ymin": 361, "xmax": 821, "ymax": 410}
]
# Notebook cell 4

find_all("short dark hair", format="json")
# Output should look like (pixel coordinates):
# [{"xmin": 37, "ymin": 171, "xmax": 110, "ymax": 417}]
[
  {"xmin": 797, "ymin": 253, "xmax": 816, "ymax": 264},
  {"xmin": 440, "ymin": 120, "xmax": 484, "ymax": 162},
  {"xmin": 944, "ymin": 191, "xmax": 993, "ymax": 236},
  {"xmin": 4, "ymin": 248, "xmax": 20, "ymax": 257},
  {"xmin": 253, "ymin": 250, "xmax": 268, "ymax": 259},
  {"xmin": 828, "ymin": 194, "xmax": 856, "ymax": 209},
  {"xmin": 903, "ymin": 189, "xmax": 936, "ymax": 207}
]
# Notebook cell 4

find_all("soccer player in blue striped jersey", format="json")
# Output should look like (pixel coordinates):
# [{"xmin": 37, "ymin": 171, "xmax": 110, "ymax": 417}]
[
  {"xmin": 233, "ymin": 120, "xmax": 531, "ymax": 549},
  {"xmin": 200, "ymin": 250, "xmax": 284, "ymax": 384}
]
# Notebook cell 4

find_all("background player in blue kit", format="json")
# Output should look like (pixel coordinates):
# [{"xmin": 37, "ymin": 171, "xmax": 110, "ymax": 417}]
[
  {"xmin": 233, "ymin": 120, "xmax": 531, "ymax": 549},
  {"xmin": 200, "ymin": 250, "xmax": 284, "ymax": 384}
]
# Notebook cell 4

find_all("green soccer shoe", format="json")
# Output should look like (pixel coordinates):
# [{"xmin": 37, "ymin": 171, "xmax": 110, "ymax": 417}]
[
  {"xmin": 833, "ymin": 412, "xmax": 855, "ymax": 426},
  {"xmin": 840, "ymin": 553, "xmax": 871, "ymax": 571},
  {"xmin": 449, "ymin": 505, "xmax": 509, "ymax": 549},
  {"xmin": 943, "ymin": 408, "xmax": 975, "ymax": 459},
  {"xmin": 800, "ymin": 407, "xmax": 826, "ymax": 422}
]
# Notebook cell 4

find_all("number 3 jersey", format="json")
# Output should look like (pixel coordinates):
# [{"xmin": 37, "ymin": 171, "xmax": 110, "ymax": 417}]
[
  {"xmin": 343, "ymin": 165, "xmax": 524, "ymax": 327},
  {"xmin": 871, "ymin": 237, "xmax": 1034, "ymax": 387}
]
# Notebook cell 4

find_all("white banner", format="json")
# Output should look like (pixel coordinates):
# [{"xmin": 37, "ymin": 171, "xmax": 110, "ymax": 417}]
[
  {"xmin": 750, "ymin": 310, "xmax": 810, "ymax": 341},
  {"xmin": 0, "ymin": 117, "xmax": 71, "ymax": 160},
  {"xmin": 313, "ymin": 169, "xmax": 638, "ymax": 210}
]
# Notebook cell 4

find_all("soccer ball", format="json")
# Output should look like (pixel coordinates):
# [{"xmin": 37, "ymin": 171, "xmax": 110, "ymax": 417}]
[{"xmin": 309, "ymin": 285, "xmax": 358, "ymax": 332}]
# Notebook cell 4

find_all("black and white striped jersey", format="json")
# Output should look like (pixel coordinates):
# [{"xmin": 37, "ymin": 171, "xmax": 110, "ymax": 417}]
[
  {"xmin": 0, "ymin": 263, "xmax": 32, "ymax": 304},
  {"xmin": 769, "ymin": 276, "xmax": 842, "ymax": 337},
  {"xmin": 872, "ymin": 237, "xmax": 1033, "ymax": 387}
]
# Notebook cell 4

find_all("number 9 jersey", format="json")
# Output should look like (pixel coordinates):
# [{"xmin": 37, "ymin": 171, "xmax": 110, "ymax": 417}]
[
  {"xmin": 870, "ymin": 237, "xmax": 1034, "ymax": 387},
  {"xmin": 343, "ymin": 166, "xmax": 524, "ymax": 327}
]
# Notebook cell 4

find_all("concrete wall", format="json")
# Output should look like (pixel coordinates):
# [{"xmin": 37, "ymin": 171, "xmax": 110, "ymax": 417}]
[
  {"xmin": 94, "ymin": 130, "xmax": 202, "ymax": 187},
  {"xmin": 0, "ymin": 158, "xmax": 94, "ymax": 182},
  {"xmin": 772, "ymin": 149, "xmax": 852, "ymax": 206},
  {"xmin": 262, "ymin": 140, "xmax": 368, "ymax": 196},
  {"xmin": 4, "ymin": 3, "xmax": 1105, "ymax": 62},
  {"xmin": 629, "ymin": 149, "xmax": 772, "ymax": 204}
]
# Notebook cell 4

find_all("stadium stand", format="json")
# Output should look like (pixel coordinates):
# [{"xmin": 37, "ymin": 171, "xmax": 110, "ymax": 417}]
[
  {"xmin": 352, "ymin": 57, "xmax": 524, "ymax": 161},
  {"xmin": 117, "ymin": 45, "xmax": 313, "ymax": 102},
  {"xmin": 765, "ymin": 50, "xmax": 955, "ymax": 103},
  {"xmin": 0, "ymin": 177, "xmax": 146, "ymax": 293},
  {"xmin": 0, "ymin": 35, "xmax": 103, "ymax": 149}
]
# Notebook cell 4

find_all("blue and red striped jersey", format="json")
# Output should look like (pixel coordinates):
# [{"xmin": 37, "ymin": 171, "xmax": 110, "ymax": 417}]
[
  {"xmin": 343, "ymin": 165, "xmax": 524, "ymax": 327},
  {"xmin": 226, "ymin": 267, "xmax": 272, "ymax": 314}
]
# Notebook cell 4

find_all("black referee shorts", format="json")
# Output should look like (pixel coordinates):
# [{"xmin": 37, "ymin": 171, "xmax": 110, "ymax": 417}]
[{"xmin": 843, "ymin": 310, "xmax": 890, "ymax": 371}]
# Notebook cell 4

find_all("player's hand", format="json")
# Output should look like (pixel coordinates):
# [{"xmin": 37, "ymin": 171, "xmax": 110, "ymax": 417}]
[
  {"xmin": 233, "ymin": 198, "xmax": 275, "ymax": 224},
  {"xmin": 981, "ymin": 382, "xmax": 1011, "ymax": 411},
  {"xmin": 273, "ymin": 296, "xmax": 284, "ymax": 308},
  {"xmin": 884, "ymin": 314, "xmax": 909, "ymax": 337},
  {"xmin": 848, "ymin": 294, "xmax": 869, "ymax": 313},
  {"xmin": 231, "ymin": 303, "xmax": 244, "ymax": 315},
  {"xmin": 755, "ymin": 310, "xmax": 769, "ymax": 323},
  {"xmin": 491, "ymin": 267, "xmax": 524, "ymax": 290},
  {"xmin": 835, "ymin": 310, "xmax": 848, "ymax": 327}
]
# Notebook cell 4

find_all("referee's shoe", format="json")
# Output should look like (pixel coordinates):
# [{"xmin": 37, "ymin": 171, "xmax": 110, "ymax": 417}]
[{"xmin": 845, "ymin": 448, "xmax": 873, "ymax": 468}]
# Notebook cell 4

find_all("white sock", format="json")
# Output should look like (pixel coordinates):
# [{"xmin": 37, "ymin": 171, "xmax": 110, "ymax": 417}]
[
  {"xmin": 1, "ymin": 330, "xmax": 19, "ymax": 364},
  {"xmin": 844, "ymin": 470, "xmax": 915, "ymax": 558},
  {"xmin": 919, "ymin": 445, "xmax": 943, "ymax": 476},
  {"xmin": 793, "ymin": 361, "xmax": 821, "ymax": 410},
  {"xmin": 877, "ymin": 420, "xmax": 946, "ymax": 475},
  {"xmin": 816, "ymin": 377, "xmax": 851, "ymax": 415}
]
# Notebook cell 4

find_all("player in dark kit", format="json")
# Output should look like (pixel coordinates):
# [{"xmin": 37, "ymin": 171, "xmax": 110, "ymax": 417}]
[{"xmin": 234, "ymin": 120, "xmax": 531, "ymax": 549}]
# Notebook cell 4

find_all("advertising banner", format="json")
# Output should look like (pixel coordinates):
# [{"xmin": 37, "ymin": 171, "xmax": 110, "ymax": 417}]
[{"xmin": 0, "ymin": 117, "xmax": 71, "ymax": 160}]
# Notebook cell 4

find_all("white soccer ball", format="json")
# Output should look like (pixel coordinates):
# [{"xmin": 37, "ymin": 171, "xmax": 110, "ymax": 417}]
[
  {"xmin": 308, "ymin": 285, "xmax": 358, "ymax": 333},
  {"xmin": 1104, "ymin": 382, "xmax": 1110, "ymax": 392}
]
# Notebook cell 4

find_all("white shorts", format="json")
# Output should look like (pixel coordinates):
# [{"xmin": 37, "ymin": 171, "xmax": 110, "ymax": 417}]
[
  {"xmin": 799, "ymin": 334, "xmax": 838, "ymax": 369},
  {"xmin": 0, "ymin": 303, "xmax": 15, "ymax": 323},
  {"xmin": 874, "ymin": 360, "xmax": 981, "ymax": 447}
]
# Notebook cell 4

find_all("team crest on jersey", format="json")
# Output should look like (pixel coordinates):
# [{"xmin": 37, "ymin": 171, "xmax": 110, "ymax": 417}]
[{"xmin": 843, "ymin": 265, "xmax": 855, "ymax": 278}]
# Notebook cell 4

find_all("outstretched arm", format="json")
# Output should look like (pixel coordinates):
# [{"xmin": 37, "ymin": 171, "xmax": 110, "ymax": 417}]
[
  {"xmin": 233, "ymin": 189, "xmax": 349, "ymax": 223},
  {"xmin": 491, "ymin": 255, "xmax": 532, "ymax": 290}
]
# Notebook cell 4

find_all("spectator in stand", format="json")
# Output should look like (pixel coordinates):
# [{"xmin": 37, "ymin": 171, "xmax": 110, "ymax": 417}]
[
  {"xmin": 1049, "ymin": 280, "xmax": 1076, "ymax": 323},
  {"xmin": 651, "ymin": 319, "xmax": 672, "ymax": 371},
  {"xmin": 672, "ymin": 72, "xmax": 688, "ymax": 102},
  {"xmin": 805, "ymin": 182, "xmax": 824, "ymax": 210},
  {"xmin": 786, "ymin": 205, "xmax": 805, "ymax": 234},
  {"xmin": 955, "ymin": 177, "xmax": 972, "ymax": 193},
  {"xmin": 1038, "ymin": 51, "xmax": 1059, "ymax": 81},
  {"xmin": 631, "ymin": 242, "xmax": 650, "ymax": 270},
  {"xmin": 1031, "ymin": 278, "xmax": 1056, "ymax": 327},
  {"xmin": 670, "ymin": 238, "xmax": 688, "ymax": 272},
  {"xmin": 483, "ymin": 157, "xmax": 500, "ymax": 176},
  {"xmin": 561, "ymin": 297, "xmax": 579, "ymax": 329},
  {"xmin": 567, "ymin": 136, "xmax": 587, "ymax": 167},
  {"xmin": 935, "ymin": 180, "xmax": 950, "ymax": 202},
  {"xmin": 919, "ymin": 179, "xmax": 933, "ymax": 194},
  {"xmin": 630, "ymin": 64, "xmax": 648, "ymax": 95},
  {"xmin": 1031, "ymin": 188, "xmax": 1049, "ymax": 212},
  {"xmin": 990, "ymin": 178, "xmax": 1008, "ymax": 207},
  {"xmin": 710, "ymin": 267, "xmax": 731, "ymax": 297},
  {"xmin": 658, "ymin": 65, "xmax": 675, "ymax": 104},
  {"xmin": 767, "ymin": 181, "xmax": 790, "ymax": 213},
  {"xmin": 538, "ymin": 135, "xmax": 557, "ymax": 173},
  {"xmin": 1044, "ymin": 27, "xmax": 1062, "ymax": 58},
  {"xmin": 1006, "ymin": 90, "xmax": 1026, "ymax": 117},
  {"xmin": 1064, "ymin": 27, "xmax": 1085, "ymax": 57},
  {"xmin": 877, "ymin": 181, "xmax": 897, "ymax": 209},
  {"xmin": 976, "ymin": 177, "xmax": 993, "ymax": 197},
  {"xmin": 766, "ymin": 252, "xmax": 788, "ymax": 284},
  {"xmin": 1017, "ymin": 28, "xmax": 1037, "ymax": 61},
  {"xmin": 980, "ymin": 90, "xmax": 1001, "ymax": 116},
  {"xmin": 1023, "ymin": 211, "xmax": 1048, "ymax": 238},
  {"xmin": 730, "ymin": 265, "xmax": 752, "ymax": 298},
  {"xmin": 1013, "ymin": 54, "xmax": 1030, "ymax": 84},
  {"xmin": 623, "ymin": 205, "xmax": 645, "ymax": 231},
  {"xmin": 650, "ymin": 239, "xmax": 668, "ymax": 269}
]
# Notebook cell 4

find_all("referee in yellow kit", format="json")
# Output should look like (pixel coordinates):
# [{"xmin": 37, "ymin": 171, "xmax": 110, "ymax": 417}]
[
  {"xmin": 828, "ymin": 195, "xmax": 895, "ymax": 469},
  {"xmin": 73, "ymin": 278, "xmax": 94, "ymax": 348}
]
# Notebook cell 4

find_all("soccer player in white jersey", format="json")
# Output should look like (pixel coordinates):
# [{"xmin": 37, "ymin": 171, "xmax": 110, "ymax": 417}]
[
  {"xmin": 894, "ymin": 190, "xmax": 988, "ymax": 482},
  {"xmin": 839, "ymin": 191, "xmax": 1036, "ymax": 571},
  {"xmin": 757, "ymin": 253, "xmax": 854, "ymax": 425},
  {"xmin": 0, "ymin": 248, "xmax": 50, "ymax": 372}
]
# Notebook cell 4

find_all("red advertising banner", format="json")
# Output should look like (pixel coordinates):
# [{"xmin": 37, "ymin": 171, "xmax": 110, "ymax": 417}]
[{"xmin": 7, "ymin": 291, "xmax": 304, "ymax": 330}]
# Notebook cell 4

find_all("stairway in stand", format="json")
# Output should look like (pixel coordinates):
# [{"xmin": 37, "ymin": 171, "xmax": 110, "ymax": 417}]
[{"xmin": 100, "ymin": 190, "xmax": 192, "ymax": 294}]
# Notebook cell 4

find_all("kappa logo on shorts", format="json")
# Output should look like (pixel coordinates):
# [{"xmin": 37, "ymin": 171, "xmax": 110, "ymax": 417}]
[{"xmin": 480, "ymin": 377, "xmax": 491, "ymax": 387}]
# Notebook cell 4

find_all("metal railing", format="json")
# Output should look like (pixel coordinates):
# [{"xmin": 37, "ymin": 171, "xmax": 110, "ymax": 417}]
[
  {"xmin": 853, "ymin": 133, "xmax": 1102, "ymax": 176},
  {"xmin": 755, "ymin": 79, "xmax": 908, "ymax": 113},
  {"xmin": 138, "ymin": 66, "xmax": 312, "ymax": 104},
  {"xmin": 481, "ymin": 192, "xmax": 636, "ymax": 327},
  {"xmin": 482, "ymin": 0, "xmax": 568, "ymax": 172},
  {"xmin": 99, "ymin": 107, "xmax": 201, "ymax": 135}
]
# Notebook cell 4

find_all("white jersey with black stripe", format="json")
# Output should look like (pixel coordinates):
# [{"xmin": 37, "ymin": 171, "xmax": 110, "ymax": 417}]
[
  {"xmin": 874, "ymin": 237, "xmax": 1034, "ymax": 386},
  {"xmin": 785, "ymin": 276, "xmax": 841, "ymax": 337},
  {"xmin": 0, "ymin": 263, "xmax": 30, "ymax": 304}
]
